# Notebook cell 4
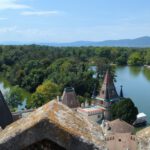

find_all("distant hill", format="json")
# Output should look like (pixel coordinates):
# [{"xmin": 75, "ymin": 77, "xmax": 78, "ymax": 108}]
[
  {"xmin": 1, "ymin": 36, "xmax": 150, "ymax": 47},
  {"xmin": 43, "ymin": 36, "xmax": 150, "ymax": 47}
]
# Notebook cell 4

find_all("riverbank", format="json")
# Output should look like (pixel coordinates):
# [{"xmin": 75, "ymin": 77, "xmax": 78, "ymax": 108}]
[
  {"xmin": 0, "ymin": 77, "xmax": 31, "ymax": 98},
  {"xmin": 144, "ymin": 65, "xmax": 150, "ymax": 69}
]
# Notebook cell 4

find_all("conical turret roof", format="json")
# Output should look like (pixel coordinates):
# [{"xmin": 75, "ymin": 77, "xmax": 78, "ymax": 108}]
[
  {"xmin": 96, "ymin": 70, "xmax": 118, "ymax": 102},
  {"xmin": 62, "ymin": 87, "xmax": 80, "ymax": 108}
]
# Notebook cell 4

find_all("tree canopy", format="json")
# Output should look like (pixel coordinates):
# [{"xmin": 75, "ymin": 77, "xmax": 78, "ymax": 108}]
[
  {"xmin": 29, "ymin": 80, "xmax": 60, "ymax": 108},
  {"xmin": 5, "ymin": 86, "xmax": 24, "ymax": 111},
  {"xmin": 111, "ymin": 98, "xmax": 138, "ymax": 124},
  {"xmin": 0, "ymin": 45, "xmax": 150, "ymax": 107},
  {"xmin": 128, "ymin": 52, "xmax": 143, "ymax": 66}
]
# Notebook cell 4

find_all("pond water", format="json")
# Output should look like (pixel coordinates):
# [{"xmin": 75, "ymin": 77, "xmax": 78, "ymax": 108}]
[
  {"xmin": 0, "ymin": 77, "xmax": 30, "ymax": 111},
  {"xmin": 115, "ymin": 66, "xmax": 150, "ymax": 123}
]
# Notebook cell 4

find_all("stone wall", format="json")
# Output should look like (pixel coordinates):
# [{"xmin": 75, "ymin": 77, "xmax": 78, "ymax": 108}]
[{"xmin": 137, "ymin": 127, "xmax": 150, "ymax": 150}]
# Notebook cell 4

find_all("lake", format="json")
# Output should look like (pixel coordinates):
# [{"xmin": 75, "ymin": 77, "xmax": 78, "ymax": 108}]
[{"xmin": 115, "ymin": 66, "xmax": 150, "ymax": 123}]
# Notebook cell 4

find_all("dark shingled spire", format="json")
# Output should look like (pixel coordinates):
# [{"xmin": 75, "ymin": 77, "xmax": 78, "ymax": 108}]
[
  {"xmin": 97, "ymin": 70, "xmax": 118, "ymax": 101},
  {"xmin": 120, "ymin": 85, "xmax": 124, "ymax": 98},
  {"xmin": 0, "ymin": 91, "xmax": 13, "ymax": 129},
  {"xmin": 62, "ymin": 87, "xmax": 80, "ymax": 108},
  {"xmin": 96, "ymin": 70, "xmax": 119, "ymax": 120}
]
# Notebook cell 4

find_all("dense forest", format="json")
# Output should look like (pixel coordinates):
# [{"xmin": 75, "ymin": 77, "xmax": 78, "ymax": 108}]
[{"xmin": 0, "ymin": 45, "xmax": 150, "ymax": 108}]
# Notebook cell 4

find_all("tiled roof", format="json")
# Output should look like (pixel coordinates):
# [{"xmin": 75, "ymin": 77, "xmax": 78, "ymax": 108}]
[{"xmin": 108, "ymin": 119, "xmax": 134, "ymax": 133}]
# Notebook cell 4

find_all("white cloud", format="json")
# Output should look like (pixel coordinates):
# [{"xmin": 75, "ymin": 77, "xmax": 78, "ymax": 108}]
[
  {"xmin": 21, "ymin": 10, "xmax": 61, "ymax": 16},
  {"xmin": 0, "ymin": 0, "xmax": 30, "ymax": 10},
  {"xmin": 0, "ymin": 17, "xmax": 8, "ymax": 20}
]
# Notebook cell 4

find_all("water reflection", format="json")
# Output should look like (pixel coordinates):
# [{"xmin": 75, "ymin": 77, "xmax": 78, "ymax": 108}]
[
  {"xmin": 115, "ymin": 66, "xmax": 150, "ymax": 123},
  {"xmin": 142, "ymin": 67, "xmax": 150, "ymax": 81},
  {"xmin": 129, "ymin": 66, "xmax": 142, "ymax": 77}
]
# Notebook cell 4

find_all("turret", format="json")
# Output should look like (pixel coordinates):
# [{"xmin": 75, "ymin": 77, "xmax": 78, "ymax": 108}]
[
  {"xmin": 96, "ymin": 70, "xmax": 119, "ymax": 120},
  {"xmin": 62, "ymin": 87, "xmax": 80, "ymax": 108},
  {"xmin": 96, "ymin": 70, "xmax": 119, "ymax": 107}
]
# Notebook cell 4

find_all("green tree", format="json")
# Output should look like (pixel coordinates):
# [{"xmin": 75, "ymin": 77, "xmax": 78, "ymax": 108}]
[
  {"xmin": 22, "ymin": 69, "xmax": 46, "ymax": 92},
  {"xmin": 116, "ymin": 52, "xmax": 128, "ymax": 65},
  {"xmin": 91, "ymin": 57, "xmax": 109, "ymax": 79},
  {"xmin": 5, "ymin": 86, "xmax": 23, "ymax": 111},
  {"xmin": 29, "ymin": 80, "xmax": 60, "ymax": 108},
  {"xmin": 111, "ymin": 98, "xmax": 138, "ymax": 124},
  {"xmin": 128, "ymin": 52, "xmax": 143, "ymax": 66},
  {"xmin": 48, "ymin": 58, "xmax": 98, "ymax": 97},
  {"xmin": 0, "ymin": 45, "xmax": 149, "ymax": 100},
  {"xmin": 145, "ymin": 51, "xmax": 150, "ymax": 65}
]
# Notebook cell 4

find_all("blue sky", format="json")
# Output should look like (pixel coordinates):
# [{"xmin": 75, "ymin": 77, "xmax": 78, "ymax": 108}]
[{"xmin": 0, "ymin": 0, "xmax": 150, "ymax": 42}]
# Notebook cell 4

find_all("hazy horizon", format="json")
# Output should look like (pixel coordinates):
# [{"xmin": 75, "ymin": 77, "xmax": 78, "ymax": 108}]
[{"xmin": 0, "ymin": 36, "xmax": 150, "ymax": 44}]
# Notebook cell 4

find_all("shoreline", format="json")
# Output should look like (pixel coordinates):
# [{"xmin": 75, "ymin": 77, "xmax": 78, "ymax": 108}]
[{"xmin": 144, "ymin": 65, "xmax": 150, "ymax": 69}]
